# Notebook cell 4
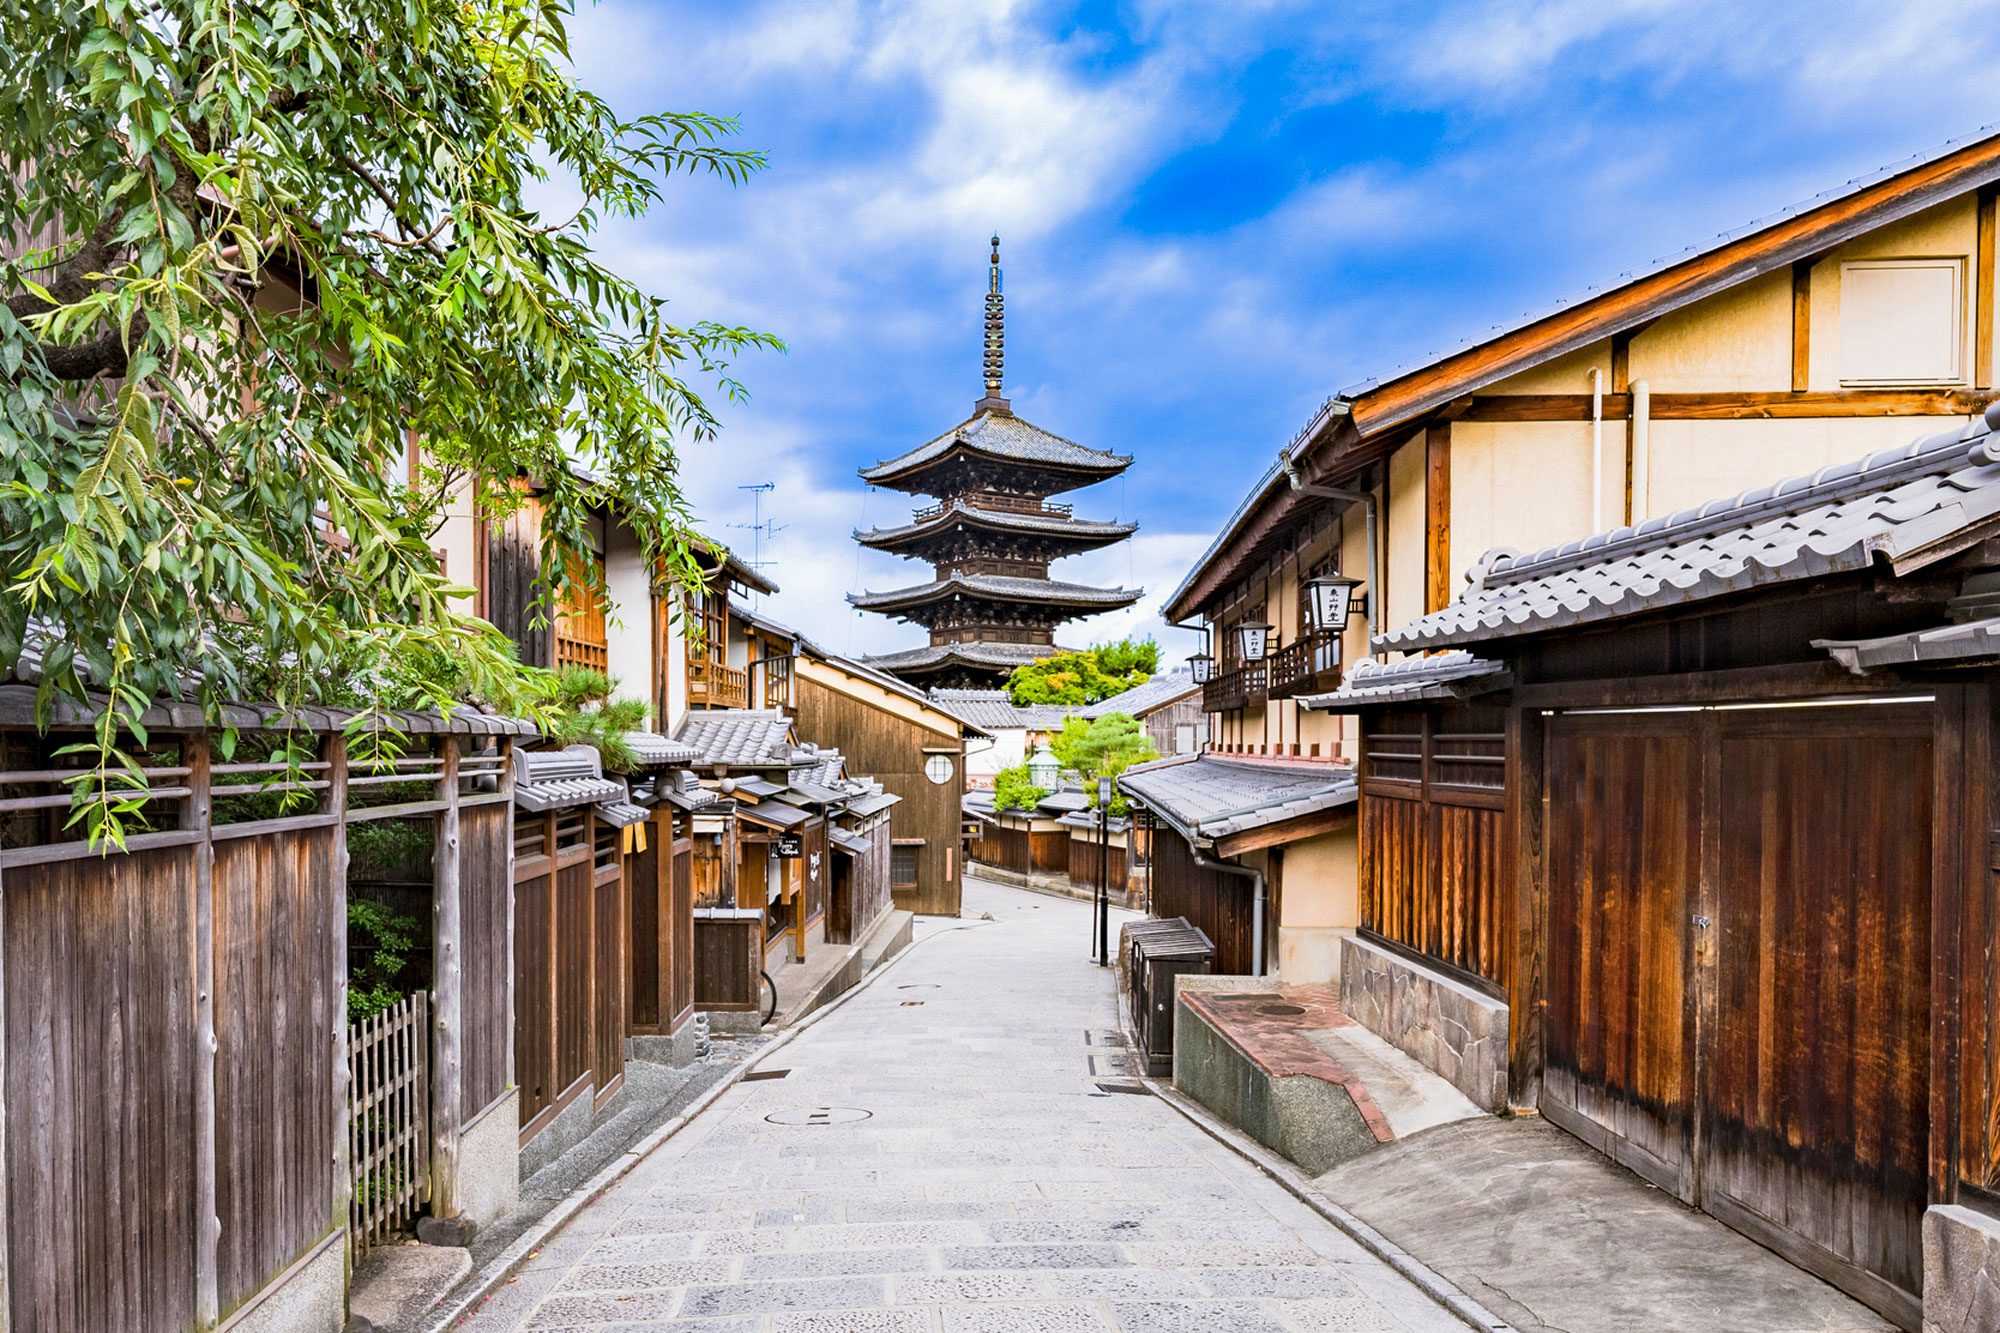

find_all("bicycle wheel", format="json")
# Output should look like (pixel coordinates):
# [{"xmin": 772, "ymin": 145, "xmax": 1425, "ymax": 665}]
[{"xmin": 759, "ymin": 970, "xmax": 778, "ymax": 1026}]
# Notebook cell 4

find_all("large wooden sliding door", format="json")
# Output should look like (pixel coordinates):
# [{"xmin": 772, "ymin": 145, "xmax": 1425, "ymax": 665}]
[
  {"xmin": 1542, "ymin": 702, "xmax": 1932, "ymax": 1328},
  {"xmin": 1543, "ymin": 713, "xmax": 1700, "ymax": 1198}
]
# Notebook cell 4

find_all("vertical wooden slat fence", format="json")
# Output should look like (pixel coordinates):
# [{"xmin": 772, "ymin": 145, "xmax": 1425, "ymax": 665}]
[{"xmin": 346, "ymin": 991, "xmax": 430, "ymax": 1259}]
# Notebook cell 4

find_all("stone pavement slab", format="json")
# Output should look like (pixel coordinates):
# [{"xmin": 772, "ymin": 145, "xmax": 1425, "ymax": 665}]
[{"xmin": 451, "ymin": 875, "xmax": 1464, "ymax": 1333}]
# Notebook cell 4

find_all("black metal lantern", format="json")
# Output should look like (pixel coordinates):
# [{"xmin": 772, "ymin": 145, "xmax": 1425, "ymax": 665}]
[
  {"xmin": 1188, "ymin": 647, "xmax": 1214, "ymax": 684},
  {"xmin": 1233, "ymin": 620, "xmax": 1274, "ymax": 663},
  {"xmin": 1302, "ymin": 573, "xmax": 1365, "ymax": 634}
]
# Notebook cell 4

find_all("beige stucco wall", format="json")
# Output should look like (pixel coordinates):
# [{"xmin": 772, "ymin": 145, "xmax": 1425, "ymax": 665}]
[
  {"xmin": 430, "ymin": 472, "xmax": 480, "ymax": 610},
  {"xmin": 1384, "ymin": 439, "xmax": 1427, "ymax": 639},
  {"xmin": 1448, "ymin": 420, "xmax": 1597, "ymax": 591},
  {"xmin": 1628, "ymin": 268, "xmax": 1792, "ymax": 392},
  {"xmin": 1642, "ymin": 414, "xmax": 1971, "ymax": 520},
  {"xmin": 1808, "ymin": 196, "xmax": 1980, "ymax": 390},
  {"xmin": 1276, "ymin": 825, "xmax": 1358, "ymax": 985}
]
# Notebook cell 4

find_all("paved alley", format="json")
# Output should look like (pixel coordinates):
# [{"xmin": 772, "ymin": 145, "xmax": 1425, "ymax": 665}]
[{"xmin": 455, "ymin": 876, "xmax": 1467, "ymax": 1332}]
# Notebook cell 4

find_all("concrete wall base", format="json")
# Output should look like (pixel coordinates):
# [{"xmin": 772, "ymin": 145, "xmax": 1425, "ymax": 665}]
[
  {"xmin": 1340, "ymin": 934, "xmax": 1508, "ymax": 1112},
  {"xmin": 1925, "ymin": 1204, "xmax": 2000, "ymax": 1332},
  {"xmin": 218, "ymin": 1230, "xmax": 344, "ymax": 1333},
  {"xmin": 455, "ymin": 1088, "xmax": 520, "ymax": 1229},
  {"xmin": 630, "ymin": 1020, "xmax": 702, "ymax": 1068},
  {"xmin": 519, "ymin": 1084, "xmax": 598, "ymax": 1182},
  {"xmin": 705, "ymin": 1008, "xmax": 765, "ymax": 1037},
  {"xmin": 1171, "ymin": 992, "xmax": 1380, "ymax": 1175}
]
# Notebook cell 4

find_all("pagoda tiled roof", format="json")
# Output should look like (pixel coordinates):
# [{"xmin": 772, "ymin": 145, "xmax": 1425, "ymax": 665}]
[
  {"xmin": 861, "ymin": 641, "xmax": 1069, "ymax": 675},
  {"xmin": 847, "ymin": 572, "xmax": 1142, "ymax": 615},
  {"xmin": 855, "ymin": 500, "xmax": 1135, "ymax": 551},
  {"xmin": 859, "ymin": 409, "xmax": 1131, "ymax": 488}
]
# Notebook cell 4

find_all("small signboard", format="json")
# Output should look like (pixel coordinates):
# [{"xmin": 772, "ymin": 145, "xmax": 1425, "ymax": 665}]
[{"xmin": 775, "ymin": 833, "xmax": 803, "ymax": 859}]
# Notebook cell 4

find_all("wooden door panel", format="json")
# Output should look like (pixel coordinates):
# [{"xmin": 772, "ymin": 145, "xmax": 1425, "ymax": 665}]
[
  {"xmin": 1706, "ymin": 707, "xmax": 1931, "ymax": 1318},
  {"xmin": 1544, "ymin": 714, "xmax": 1699, "ymax": 1199}
]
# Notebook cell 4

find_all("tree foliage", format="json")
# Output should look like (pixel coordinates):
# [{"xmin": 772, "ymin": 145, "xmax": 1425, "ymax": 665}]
[
  {"xmin": 1005, "ymin": 637, "xmax": 1156, "ymax": 707},
  {"xmin": 0, "ymin": 0, "xmax": 776, "ymax": 843},
  {"xmin": 1051, "ymin": 712, "xmax": 1156, "ymax": 816},
  {"xmin": 990, "ymin": 763, "xmax": 1047, "ymax": 814},
  {"xmin": 539, "ymin": 665, "xmax": 649, "ymax": 773}
]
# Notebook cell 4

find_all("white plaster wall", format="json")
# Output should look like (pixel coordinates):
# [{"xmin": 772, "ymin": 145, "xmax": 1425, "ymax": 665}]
[
  {"xmin": 1384, "ymin": 440, "xmax": 1428, "ymax": 641},
  {"xmin": 1448, "ymin": 420, "xmax": 1596, "ymax": 590},
  {"xmin": 1642, "ymin": 415, "xmax": 1969, "ymax": 520},
  {"xmin": 602, "ymin": 521, "xmax": 655, "ymax": 712},
  {"xmin": 1628, "ymin": 268, "xmax": 1792, "ymax": 391},
  {"xmin": 1276, "ymin": 826, "xmax": 1358, "ymax": 986}
]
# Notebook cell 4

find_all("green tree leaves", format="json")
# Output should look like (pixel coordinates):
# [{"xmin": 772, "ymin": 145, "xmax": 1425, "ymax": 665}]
[{"xmin": 1004, "ymin": 636, "xmax": 1158, "ymax": 706}]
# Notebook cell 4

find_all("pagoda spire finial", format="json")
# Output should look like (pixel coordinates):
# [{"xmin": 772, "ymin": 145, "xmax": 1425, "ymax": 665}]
[{"xmin": 976, "ymin": 233, "xmax": 1011, "ymax": 415}]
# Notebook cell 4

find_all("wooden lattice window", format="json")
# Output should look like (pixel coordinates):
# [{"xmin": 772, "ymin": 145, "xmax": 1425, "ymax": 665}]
[
  {"xmin": 554, "ymin": 552, "xmax": 608, "ymax": 673},
  {"xmin": 891, "ymin": 840, "xmax": 922, "ymax": 889}
]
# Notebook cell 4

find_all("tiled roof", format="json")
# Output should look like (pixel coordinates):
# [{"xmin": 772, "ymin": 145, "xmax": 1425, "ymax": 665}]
[
  {"xmin": 1118, "ymin": 754, "xmax": 1357, "ymax": 847},
  {"xmin": 1816, "ymin": 615, "xmax": 2000, "ymax": 674},
  {"xmin": 829, "ymin": 827, "xmax": 872, "ymax": 855},
  {"xmin": 1379, "ymin": 411, "xmax": 2000, "ymax": 653},
  {"xmin": 848, "ymin": 572, "xmax": 1141, "ymax": 613},
  {"xmin": 860, "ymin": 409, "xmax": 1131, "ymax": 485},
  {"xmin": 736, "ymin": 799, "xmax": 809, "ymax": 829},
  {"xmin": 623, "ymin": 732, "xmax": 704, "ymax": 766},
  {"xmin": 1297, "ymin": 653, "xmax": 1508, "ymax": 712},
  {"xmin": 856, "ymin": 501, "xmax": 1135, "ymax": 548},
  {"xmin": 866, "ymin": 641, "xmax": 1073, "ymax": 675},
  {"xmin": 514, "ymin": 745, "xmax": 626, "ymax": 813},
  {"xmin": 1080, "ymin": 668, "xmax": 1198, "ymax": 719},
  {"xmin": 1057, "ymin": 809, "xmax": 1129, "ymax": 833},
  {"xmin": 671, "ymin": 710, "xmax": 801, "ymax": 769},
  {"xmin": 927, "ymin": 688, "xmax": 1072, "ymax": 730}
]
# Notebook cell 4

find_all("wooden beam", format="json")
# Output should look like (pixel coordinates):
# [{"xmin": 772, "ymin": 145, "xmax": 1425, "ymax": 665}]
[
  {"xmin": 431, "ymin": 738, "xmax": 464, "ymax": 1218},
  {"xmin": 1792, "ymin": 259, "xmax": 1813, "ymax": 391},
  {"xmin": 1458, "ymin": 388, "xmax": 1997, "ymax": 422},
  {"xmin": 1932, "ymin": 685, "xmax": 1969, "ymax": 1203},
  {"xmin": 1979, "ymin": 186, "xmax": 1996, "ymax": 391},
  {"xmin": 326, "ymin": 735, "xmax": 352, "ymax": 1283},
  {"xmin": 1512, "ymin": 660, "xmax": 1900, "ymax": 711},
  {"xmin": 1610, "ymin": 332, "xmax": 1631, "ymax": 395},
  {"xmin": 1425, "ymin": 424, "xmax": 1452, "ymax": 615},
  {"xmin": 1212, "ymin": 803, "xmax": 1355, "ymax": 858}
]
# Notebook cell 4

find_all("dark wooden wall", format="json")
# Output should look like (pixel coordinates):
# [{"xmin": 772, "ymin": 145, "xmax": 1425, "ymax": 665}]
[
  {"xmin": 829, "ymin": 823, "xmax": 893, "ymax": 946},
  {"xmin": 1150, "ymin": 830, "xmax": 1253, "ymax": 975},
  {"xmin": 480, "ymin": 490, "xmax": 551, "ymax": 670},
  {"xmin": 1358, "ymin": 703, "xmax": 1510, "ymax": 993},
  {"xmin": 794, "ymin": 672, "xmax": 962, "ymax": 915},
  {"xmin": 460, "ymin": 803, "xmax": 513, "ymax": 1122},
  {"xmin": 694, "ymin": 912, "xmax": 762, "ymax": 1011},
  {"xmin": 1067, "ymin": 833, "xmax": 1126, "ymax": 890}
]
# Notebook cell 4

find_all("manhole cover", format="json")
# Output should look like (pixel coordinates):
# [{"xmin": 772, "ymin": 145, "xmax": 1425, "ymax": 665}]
[
  {"xmin": 1258, "ymin": 1003, "xmax": 1308, "ymax": 1017},
  {"xmin": 900, "ymin": 1000, "xmax": 925, "ymax": 1007},
  {"xmin": 764, "ymin": 1106, "xmax": 872, "ymax": 1126}
]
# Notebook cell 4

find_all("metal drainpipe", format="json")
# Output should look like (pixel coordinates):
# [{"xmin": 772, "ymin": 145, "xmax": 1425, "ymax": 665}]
[
  {"xmin": 1279, "ymin": 459, "xmax": 1380, "ymax": 647},
  {"xmin": 1193, "ymin": 847, "xmax": 1266, "ymax": 977}
]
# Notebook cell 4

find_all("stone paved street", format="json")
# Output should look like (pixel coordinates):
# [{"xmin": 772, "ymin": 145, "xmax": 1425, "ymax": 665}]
[{"xmin": 456, "ymin": 876, "xmax": 1466, "ymax": 1332}]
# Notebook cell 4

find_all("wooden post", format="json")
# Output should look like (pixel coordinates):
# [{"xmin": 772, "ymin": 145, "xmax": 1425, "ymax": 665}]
[
  {"xmin": 0, "ymin": 841, "xmax": 9, "ymax": 1331},
  {"xmin": 431, "ymin": 738, "xmax": 463, "ymax": 1218},
  {"xmin": 185, "ymin": 735, "xmax": 219, "ymax": 1328},
  {"xmin": 326, "ymin": 734, "xmax": 352, "ymax": 1271},
  {"xmin": 503, "ymin": 740, "xmax": 516, "ymax": 1092}
]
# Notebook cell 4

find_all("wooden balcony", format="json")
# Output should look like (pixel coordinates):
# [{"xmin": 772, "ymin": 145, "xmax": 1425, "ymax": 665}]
[
  {"xmin": 689, "ymin": 658, "xmax": 750, "ymax": 710},
  {"xmin": 1267, "ymin": 630, "xmax": 1343, "ymax": 701},
  {"xmin": 757, "ymin": 654, "xmax": 795, "ymax": 711},
  {"xmin": 912, "ymin": 494, "xmax": 1074, "ymax": 524},
  {"xmin": 1201, "ymin": 663, "xmax": 1267, "ymax": 714}
]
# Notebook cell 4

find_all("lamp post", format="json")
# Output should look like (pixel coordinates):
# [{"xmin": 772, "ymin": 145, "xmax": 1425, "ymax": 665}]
[
  {"xmin": 1096, "ymin": 776, "xmax": 1113, "ymax": 968},
  {"xmin": 1027, "ymin": 740, "xmax": 1058, "ymax": 791}
]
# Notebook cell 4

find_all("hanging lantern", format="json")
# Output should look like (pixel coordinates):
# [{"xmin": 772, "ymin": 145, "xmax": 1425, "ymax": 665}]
[
  {"xmin": 1188, "ymin": 648, "xmax": 1215, "ymax": 684},
  {"xmin": 1234, "ymin": 620, "xmax": 1274, "ymax": 663},
  {"xmin": 1302, "ymin": 573, "xmax": 1365, "ymax": 634}
]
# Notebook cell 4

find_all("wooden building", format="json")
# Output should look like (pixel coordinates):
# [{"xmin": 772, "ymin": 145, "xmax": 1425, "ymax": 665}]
[
  {"xmin": 1162, "ymin": 128, "xmax": 2000, "ymax": 989},
  {"xmin": 853, "ymin": 239, "xmax": 1141, "ymax": 690},
  {"xmin": 1079, "ymin": 668, "xmax": 1205, "ymax": 758},
  {"xmin": 1299, "ymin": 408, "xmax": 2000, "ymax": 1329}
]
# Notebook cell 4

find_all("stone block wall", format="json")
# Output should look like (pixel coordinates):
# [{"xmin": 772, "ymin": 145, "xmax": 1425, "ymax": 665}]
[{"xmin": 1339, "ymin": 933, "xmax": 1507, "ymax": 1112}]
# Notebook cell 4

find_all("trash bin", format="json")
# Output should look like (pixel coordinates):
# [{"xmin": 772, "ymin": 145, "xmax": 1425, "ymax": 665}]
[{"xmin": 1120, "ymin": 917, "xmax": 1214, "ymax": 1077}]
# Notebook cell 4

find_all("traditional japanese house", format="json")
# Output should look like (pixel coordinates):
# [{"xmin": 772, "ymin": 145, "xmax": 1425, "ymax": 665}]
[
  {"xmin": 1159, "ymin": 127, "xmax": 2000, "ymax": 992},
  {"xmin": 853, "ymin": 238, "xmax": 1141, "ymax": 689},
  {"xmin": 930, "ymin": 689, "xmax": 1071, "ymax": 789},
  {"xmin": 1079, "ymin": 667, "xmax": 1206, "ymax": 757},
  {"xmin": 1295, "ymin": 404, "xmax": 2000, "ymax": 1330}
]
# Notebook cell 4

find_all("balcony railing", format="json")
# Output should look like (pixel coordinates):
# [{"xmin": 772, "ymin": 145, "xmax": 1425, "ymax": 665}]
[
  {"xmin": 1202, "ymin": 663, "xmax": 1267, "ymax": 714},
  {"xmin": 689, "ymin": 658, "xmax": 749, "ymax": 710},
  {"xmin": 911, "ymin": 494, "xmax": 1075, "ymax": 524},
  {"xmin": 1267, "ymin": 630, "xmax": 1343, "ymax": 700}
]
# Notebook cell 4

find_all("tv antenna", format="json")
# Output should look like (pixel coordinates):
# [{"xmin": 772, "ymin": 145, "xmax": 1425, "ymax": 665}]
[{"xmin": 729, "ymin": 482, "xmax": 787, "ymax": 598}]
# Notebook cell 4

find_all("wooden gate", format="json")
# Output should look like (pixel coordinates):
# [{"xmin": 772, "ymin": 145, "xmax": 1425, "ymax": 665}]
[
  {"xmin": 1542, "ymin": 703, "xmax": 1932, "ymax": 1325},
  {"xmin": 347, "ymin": 991, "xmax": 430, "ymax": 1258}
]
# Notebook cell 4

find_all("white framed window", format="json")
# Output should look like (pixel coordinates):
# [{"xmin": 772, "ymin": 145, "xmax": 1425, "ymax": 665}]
[{"xmin": 1837, "ymin": 258, "xmax": 1966, "ymax": 387}]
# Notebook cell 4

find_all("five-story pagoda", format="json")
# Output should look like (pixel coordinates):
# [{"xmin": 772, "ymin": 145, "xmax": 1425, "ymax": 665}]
[{"xmin": 852, "ymin": 238, "xmax": 1141, "ymax": 689}]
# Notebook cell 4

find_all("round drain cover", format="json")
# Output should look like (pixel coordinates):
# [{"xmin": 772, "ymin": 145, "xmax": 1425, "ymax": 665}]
[
  {"xmin": 764, "ymin": 1106, "xmax": 873, "ymax": 1126},
  {"xmin": 1258, "ymin": 1003, "xmax": 1308, "ymax": 1017}
]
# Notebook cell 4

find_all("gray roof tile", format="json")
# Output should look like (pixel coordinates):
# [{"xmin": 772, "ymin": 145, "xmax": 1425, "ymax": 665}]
[
  {"xmin": 848, "ymin": 572, "xmax": 1141, "ymax": 613},
  {"xmin": 868, "ymin": 642, "xmax": 1071, "ymax": 675},
  {"xmin": 857, "ymin": 501, "xmax": 1135, "ymax": 547},
  {"xmin": 1117, "ymin": 754, "xmax": 1357, "ymax": 846},
  {"xmin": 671, "ymin": 710, "xmax": 800, "ymax": 769},
  {"xmin": 860, "ymin": 409, "xmax": 1131, "ymax": 484},
  {"xmin": 1080, "ymin": 669, "xmax": 1198, "ymax": 719},
  {"xmin": 1297, "ymin": 653, "xmax": 1508, "ymax": 712},
  {"xmin": 1380, "ymin": 413, "xmax": 2000, "ymax": 653}
]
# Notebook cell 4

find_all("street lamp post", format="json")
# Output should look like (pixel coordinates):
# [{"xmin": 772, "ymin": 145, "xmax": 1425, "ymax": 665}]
[{"xmin": 1095, "ymin": 776, "xmax": 1113, "ymax": 968}]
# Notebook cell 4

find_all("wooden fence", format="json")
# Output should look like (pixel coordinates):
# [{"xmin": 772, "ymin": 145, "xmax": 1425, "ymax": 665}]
[
  {"xmin": 348, "ymin": 991, "xmax": 430, "ymax": 1259},
  {"xmin": 0, "ymin": 709, "xmax": 523, "ymax": 1329}
]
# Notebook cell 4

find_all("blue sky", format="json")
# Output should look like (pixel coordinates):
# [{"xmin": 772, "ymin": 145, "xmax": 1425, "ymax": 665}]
[{"xmin": 562, "ymin": 0, "xmax": 2000, "ymax": 664}]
